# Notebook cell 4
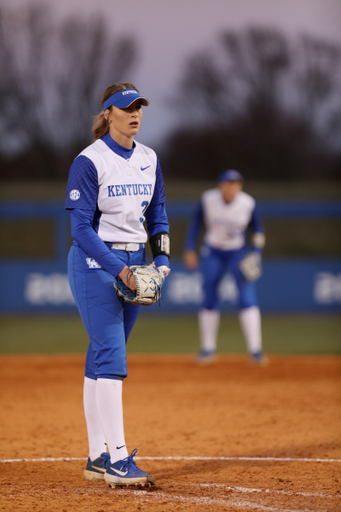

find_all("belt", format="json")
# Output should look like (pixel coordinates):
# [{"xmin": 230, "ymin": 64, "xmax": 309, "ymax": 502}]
[{"xmin": 111, "ymin": 242, "xmax": 144, "ymax": 252}]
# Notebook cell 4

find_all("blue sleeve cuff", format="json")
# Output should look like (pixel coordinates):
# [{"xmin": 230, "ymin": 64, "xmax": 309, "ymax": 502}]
[
  {"xmin": 253, "ymin": 247, "xmax": 263, "ymax": 255},
  {"xmin": 154, "ymin": 255, "xmax": 170, "ymax": 267}
]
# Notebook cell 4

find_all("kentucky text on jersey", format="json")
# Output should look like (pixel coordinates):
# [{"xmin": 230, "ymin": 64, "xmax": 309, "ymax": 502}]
[{"xmin": 108, "ymin": 184, "xmax": 153, "ymax": 197}]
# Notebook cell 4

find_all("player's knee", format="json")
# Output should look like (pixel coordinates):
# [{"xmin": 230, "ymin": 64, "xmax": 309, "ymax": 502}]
[
  {"xmin": 202, "ymin": 297, "xmax": 219, "ymax": 310},
  {"xmin": 238, "ymin": 296, "xmax": 257, "ymax": 309}
]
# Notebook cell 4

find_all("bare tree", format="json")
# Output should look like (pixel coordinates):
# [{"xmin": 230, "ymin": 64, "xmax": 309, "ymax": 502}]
[
  {"xmin": 293, "ymin": 35, "xmax": 341, "ymax": 151},
  {"xmin": 163, "ymin": 27, "xmax": 341, "ymax": 180},
  {"xmin": 0, "ymin": 2, "xmax": 137, "ymax": 179},
  {"xmin": 176, "ymin": 28, "xmax": 291, "ymax": 125}
]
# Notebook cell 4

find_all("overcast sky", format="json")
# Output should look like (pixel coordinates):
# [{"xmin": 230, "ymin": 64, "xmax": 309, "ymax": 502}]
[{"xmin": 6, "ymin": 0, "xmax": 341, "ymax": 149}]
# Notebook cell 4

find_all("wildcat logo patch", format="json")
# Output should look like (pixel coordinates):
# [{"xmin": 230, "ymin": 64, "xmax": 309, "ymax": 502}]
[{"xmin": 86, "ymin": 258, "xmax": 101, "ymax": 269}]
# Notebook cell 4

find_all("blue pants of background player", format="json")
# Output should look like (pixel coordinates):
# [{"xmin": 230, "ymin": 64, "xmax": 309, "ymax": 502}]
[
  {"xmin": 200, "ymin": 244, "xmax": 257, "ymax": 310},
  {"xmin": 197, "ymin": 244, "xmax": 264, "ymax": 362},
  {"xmin": 68, "ymin": 241, "xmax": 145, "ymax": 381}
]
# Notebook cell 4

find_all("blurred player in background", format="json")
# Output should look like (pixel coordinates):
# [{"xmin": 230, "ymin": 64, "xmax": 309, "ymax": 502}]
[
  {"xmin": 183, "ymin": 170, "xmax": 267, "ymax": 365},
  {"xmin": 65, "ymin": 82, "xmax": 170, "ymax": 487}
]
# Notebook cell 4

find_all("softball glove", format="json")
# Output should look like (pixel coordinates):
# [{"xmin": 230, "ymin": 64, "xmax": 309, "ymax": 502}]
[
  {"xmin": 114, "ymin": 264, "xmax": 165, "ymax": 306},
  {"xmin": 239, "ymin": 252, "xmax": 262, "ymax": 281}
]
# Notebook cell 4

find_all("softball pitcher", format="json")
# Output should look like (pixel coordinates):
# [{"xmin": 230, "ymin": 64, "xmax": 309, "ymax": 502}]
[
  {"xmin": 65, "ymin": 83, "xmax": 170, "ymax": 487},
  {"xmin": 183, "ymin": 170, "xmax": 267, "ymax": 365}
]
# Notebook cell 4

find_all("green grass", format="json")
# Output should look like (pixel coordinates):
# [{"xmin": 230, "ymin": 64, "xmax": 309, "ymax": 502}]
[{"xmin": 0, "ymin": 314, "xmax": 340, "ymax": 355}]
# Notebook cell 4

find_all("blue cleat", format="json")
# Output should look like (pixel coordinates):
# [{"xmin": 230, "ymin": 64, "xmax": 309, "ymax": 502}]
[
  {"xmin": 196, "ymin": 350, "xmax": 217, "ymax": 365},
  {"xmin": 84, "ymin": 451, "xmax": 111, "ymax": 481},
  {"xmin": 251, "ymin": 350, "xmax": 269, "ymax": 365},
  {"xmin": 104, "ymin": 448, "xmax": 155, "ymax": 487}
]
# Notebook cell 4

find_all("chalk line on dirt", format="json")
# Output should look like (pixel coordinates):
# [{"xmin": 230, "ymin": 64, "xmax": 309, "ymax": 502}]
[
  {"xmin": 193, "ymin": 483, "xmax": 339, "ymax": 499},
  {"xmin": 1, "ymin": 456, "xmax": 341, "ymax": 463},
  {"xmin": 114, "ymin": 489, "xmax": 332, "ymax": 512},
  {"xmin": 138, "ymin": 456, "xmax": 341, "ymax": 463}
]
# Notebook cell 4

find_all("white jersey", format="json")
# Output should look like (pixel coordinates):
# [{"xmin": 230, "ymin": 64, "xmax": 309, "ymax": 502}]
[
  {"xmin": 202, "ymin": 189, "xmax": 256, "ymax": 251},
  {"xmin": 66, "ymin": 137, "xmax": 162, "ymax": 244}
]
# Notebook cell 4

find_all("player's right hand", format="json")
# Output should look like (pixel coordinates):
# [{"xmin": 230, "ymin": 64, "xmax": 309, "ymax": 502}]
[
  {"xmin": 118, "ymin": 265, "xmax": 137, "ymax": 293},
  {"xmin": 183, "ymin": 250, "xmax": 198, "ymax": 270}
]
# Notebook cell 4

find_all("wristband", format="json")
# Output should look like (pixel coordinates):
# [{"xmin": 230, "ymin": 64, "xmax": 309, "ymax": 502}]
[{"xmin": 149, "ymin": 232, "xmax": 170, "ymax": 259}]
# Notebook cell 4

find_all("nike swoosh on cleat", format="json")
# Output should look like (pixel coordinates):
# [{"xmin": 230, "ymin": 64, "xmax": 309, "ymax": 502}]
[
  {"xmin": 116, "ymin": 445, "xmax": 125, "ymax": 449},
  {"xmin": 140, "ymin": 165, "xmax": 150, "ymax": 171},
  {"xmin": 112, "ymin": 468, "xmax": 128, "ymax": 476},
  {"xmin": 91, "ymin": 466, "xmax": 106, "ymax": 473}
]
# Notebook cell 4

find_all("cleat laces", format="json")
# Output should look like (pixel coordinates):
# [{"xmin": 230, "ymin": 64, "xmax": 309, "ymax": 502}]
[{"xmin": 118, "ymin": 448, "xmax": 140, "ymax": 473}]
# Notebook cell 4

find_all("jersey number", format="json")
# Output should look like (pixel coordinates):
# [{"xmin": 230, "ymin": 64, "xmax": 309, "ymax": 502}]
[{"xmin": 140, "ymin": 201, "xmax": 149, "ymax": 223}]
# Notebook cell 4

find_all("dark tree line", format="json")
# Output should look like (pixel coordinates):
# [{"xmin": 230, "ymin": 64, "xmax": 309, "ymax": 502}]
[
  {"xmin": 160, "ymin": 27, "xmax": 341, "ymax": 181},
  {"xmin": 0, "ymin": 8, "xmax": 340, "ymax": 182},
  {"xmin": 0, "ymin": 2, "xmax": 136, "ymax": 180}
]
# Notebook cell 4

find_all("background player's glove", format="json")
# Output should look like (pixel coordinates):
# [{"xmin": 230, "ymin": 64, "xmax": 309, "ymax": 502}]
[
  {"xmin": 239, "ymin": 252, "xmax": 262, "ymax": 281},
  {"xmin": 114, "ymin": 264, "xmax": 164, "ymax": 306}
]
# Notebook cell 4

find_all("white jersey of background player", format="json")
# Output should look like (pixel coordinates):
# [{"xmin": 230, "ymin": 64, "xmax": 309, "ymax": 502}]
[{"xmin": 202, "ymin": 187, "xmax": 257, "ymax": 251}]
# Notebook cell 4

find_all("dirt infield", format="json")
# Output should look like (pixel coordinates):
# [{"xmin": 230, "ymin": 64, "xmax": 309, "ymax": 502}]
[{"xmin": 0, "ymin": 354, "xmax": 340, "ymax": 511}]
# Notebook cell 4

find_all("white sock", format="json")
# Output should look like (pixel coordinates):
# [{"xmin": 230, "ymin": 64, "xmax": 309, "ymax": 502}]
[
  {"xmin": 83, "ymin": 377, "xmax": 107, "ymax": 461},
  {"xmin": 198, "ymin": 309, "xmax": 220, "ymax": 352},
  {"xmin": 96, "ymin": 378, "xmax": 129, "ymax": 464},
  {"xmin": 238, "ymin": 306, "xmax": 262, "ymax": 354}
]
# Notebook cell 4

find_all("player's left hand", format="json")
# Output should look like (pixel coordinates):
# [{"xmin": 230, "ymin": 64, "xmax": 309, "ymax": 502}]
[
  {"xmin": 239, "ymin": 252, "xmax": 262, "ymax": 281},
  {"xmin": 156, "ymin": 265, "xmax": 171, "ymax": 278}
]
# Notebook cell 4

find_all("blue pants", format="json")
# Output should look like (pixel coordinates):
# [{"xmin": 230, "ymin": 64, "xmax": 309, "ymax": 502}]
[
  {"xmin": 68, "ymin": 242, "xmax": 145, "ymax": 380},
  {"xmin": 200, "ymin": 245, "xmax": 258, "ymax": 310}
]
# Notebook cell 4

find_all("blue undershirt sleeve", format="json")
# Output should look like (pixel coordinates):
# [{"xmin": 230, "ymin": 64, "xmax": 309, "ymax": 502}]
[
  {"xmin": 70, "ymin": 208, "xmax": 126, "ymax": 277},
  {"xmin": 65, "ymin": 156, "xmax": 98, "ymax": 210},
  {"xmin": 184, "ymin": 201, "xmax": 204, "ymax": 251},
  {"xmin": 149, "ymin": 158, "xmax": 166, "ymax": 206},
  {"xmin": 144, "ymin": 159, "xmax": 170, "ymax": 267},
  {"xmin": 153, "ymin": 255, "xmax": 169, "ymax": 267},
  {"xmin": 145, "ymin": 202, "xmax": 169, "ymax": 237},
  {"xmin": 248, "ymin": 206, "xmax": 265, "ymax": 254}
]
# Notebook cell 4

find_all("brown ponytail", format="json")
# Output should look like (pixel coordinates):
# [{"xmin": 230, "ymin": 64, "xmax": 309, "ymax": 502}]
[{"xmin": 92, "ymin": 82, "xmax": 139, "ymax": 141}]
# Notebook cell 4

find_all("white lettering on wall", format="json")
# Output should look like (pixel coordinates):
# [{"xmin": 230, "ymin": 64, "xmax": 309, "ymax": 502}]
[
  {"xmin": 167, "ymin": 272, "xmax": 204, "ymax": 304},
  {"xmin": 313, "ymin": 272, "xmax": 341, "ymax": 304},
  {"xmin": 25, "ymin": 273, "xmax": 75, "ymax": 305},
  {"xmin": 166, "ymin": 271, "xmax": 238, "ymax": 305}
]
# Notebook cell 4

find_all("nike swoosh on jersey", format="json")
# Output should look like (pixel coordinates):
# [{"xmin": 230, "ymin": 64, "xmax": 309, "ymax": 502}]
[
  {"xmin": 111, "ymin": 468, "xmax": 128, "ymax": 476},
  {"xmin": 140, "ymin": 165, "xmax": 151, "ymax": 171}
]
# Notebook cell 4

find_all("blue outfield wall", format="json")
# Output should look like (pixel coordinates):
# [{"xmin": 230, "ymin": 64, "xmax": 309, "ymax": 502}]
[
  {"xmin": 0, "ymin": 200, "xmax": 341, "ymax": 314},
  {"xmin": 0, "ymin": 259, "xmax": 340, "ymax": 313}
]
